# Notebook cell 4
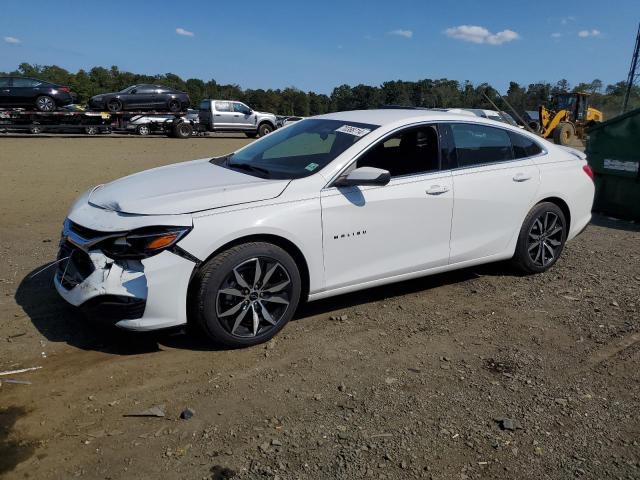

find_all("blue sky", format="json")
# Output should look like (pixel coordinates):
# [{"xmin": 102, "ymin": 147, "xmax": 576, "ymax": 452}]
[{"xmin": 0, "ymin": 0, "xmax": 637, "ymax": 94}]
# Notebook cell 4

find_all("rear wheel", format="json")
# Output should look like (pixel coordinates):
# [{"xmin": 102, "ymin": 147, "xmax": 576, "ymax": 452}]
[
  {"xmin": 29, "ymin": 124, "xmax": 43, "ymax": 134},
  {"xmin": 553, "ymin": 122, "xmax": 574, "ymax": 146},
  {"xmin": 513, "ymin": 202, "xmax": 567, "ymax": 274},
  {"xmin": 107, "ymin": 99, "xmax": 123, "ymax": 113},
  {"xmin": 84, "ymin": 126, "xmax": 98, "ymax": 135},
  {"xmin": 136, "ymin": 124, "xmax": 151, "ymax": 136},
  {"xmin": 258, "ymin": 123, "xmax": 273, "ymax": 137},
  {"xmin": 171, "ymin": 122, "xmax": 192, "ymax": 139},
  {"xmin": 194, "ymin": 242, "xmax": 301, "ymax": 347},
  {"xmin": 35, "ymin": 95, "xmax": 55, "ymax": 112}
]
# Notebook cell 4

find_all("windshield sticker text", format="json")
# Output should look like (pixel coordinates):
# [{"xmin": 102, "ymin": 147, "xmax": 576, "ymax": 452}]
[{"xmin": 335, "ymin": 125, "xmax": 371, "ymax": 137}]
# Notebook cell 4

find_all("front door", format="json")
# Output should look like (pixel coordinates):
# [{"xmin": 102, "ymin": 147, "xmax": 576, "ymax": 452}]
[
  {"xmin": 321, "ymin": 124, "xmax": 454, "ymax": 291},
  {"xmin": 233, "ymin": 102, "xmax": 256, "ymax": 129}
]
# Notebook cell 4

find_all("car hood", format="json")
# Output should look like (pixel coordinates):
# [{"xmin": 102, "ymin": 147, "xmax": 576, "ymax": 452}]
[{"xmin": 88, "ymin": 158, "xmax": 290, "ymax": 215}]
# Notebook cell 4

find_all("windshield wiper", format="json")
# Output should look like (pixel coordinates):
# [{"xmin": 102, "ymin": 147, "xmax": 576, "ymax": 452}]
[{"xmin": 228, "ymin": 161, "xmax": 271, "ymax": 178}]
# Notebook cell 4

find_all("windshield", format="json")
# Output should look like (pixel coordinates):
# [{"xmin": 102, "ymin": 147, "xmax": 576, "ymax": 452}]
[{"xmin": 221, "ymin": 119, "xmax": 379, "ymax": 179}]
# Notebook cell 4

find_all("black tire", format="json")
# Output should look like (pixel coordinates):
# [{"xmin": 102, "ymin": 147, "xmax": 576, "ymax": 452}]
[
  {"xmin": 553, "ymin": 122, "xmax": 574, "ymax": 146},
  {"xmin": 193, "ymin": 242, "xmax": 302, "ymax": 347},
  {"xmin": 244, "ymin": 131, "xmax": 258, "ymax": 138},
  {"xmin": 29, "ymin": 124, "xmax": 43, "ymax": 134},
  {"xmin": 84, "ymin": 126, "xmax": 98, "ymax": 135},
  {"xmin": 107, "ymin": 99, "xmax": 123, "ymax": 113},
  {"xmin": 168, "ymin": 99, "xmax": 181, "ymax": 113},
  {"xmin": 257, "ymin": 123, "xmax": 273, "ymax": 137},
  {"xmin": 136, "ymin": 124, "xmax": 151, "ymax": 136},
  {"xmin": 172, "ymin": 122, "xmax": 192, "ymax": 139},
  {"xmin": 512, "ymin": 202, "xmax": 567, "ymax": 274},
  {"xmin": 35, "ymin": 95, "xmax": 56, "ymax": 112}
]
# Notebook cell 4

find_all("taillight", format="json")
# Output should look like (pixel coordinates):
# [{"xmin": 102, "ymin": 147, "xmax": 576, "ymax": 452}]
[
  {"xmin": 59, "ymin": 86, "xmax": 70, "ymax": 93},
  {"xmin": 583, "ymin": 164, "xmax": 594, "ymax": 181}
]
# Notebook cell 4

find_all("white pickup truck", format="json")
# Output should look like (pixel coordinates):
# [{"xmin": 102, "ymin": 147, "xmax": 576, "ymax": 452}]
[{"xmin": 197, "ymin": 99, "xmax": 278, "ymax": 137}]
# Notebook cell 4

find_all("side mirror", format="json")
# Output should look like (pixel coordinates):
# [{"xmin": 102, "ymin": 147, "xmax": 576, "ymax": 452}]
[
  {"xmin": 130, "ymin": 89, "xmax": 137, "ymax": 94},
  {"xmin": 334, "ymin": 167, "xmax": 391, "ymax": 187}
]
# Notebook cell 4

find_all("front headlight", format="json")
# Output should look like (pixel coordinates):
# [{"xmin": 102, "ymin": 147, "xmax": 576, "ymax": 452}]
[{"xmin": 99, "ymin": 226, "xmax": 191, "ymax": 260}]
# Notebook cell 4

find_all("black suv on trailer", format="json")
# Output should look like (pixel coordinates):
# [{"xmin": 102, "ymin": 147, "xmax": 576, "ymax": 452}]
[
  {"xmin": 0, "ymin": 76, "xmax": 76, "ymax": 111},
  {"xmin": 88, "ymin": 84, "xmax": 190, "ymax": 113}
]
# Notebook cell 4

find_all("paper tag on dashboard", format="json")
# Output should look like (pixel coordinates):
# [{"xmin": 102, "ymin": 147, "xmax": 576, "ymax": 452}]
[{"xmin": 335, "ymin": 125, "xmax": 371, "ymax": 137}]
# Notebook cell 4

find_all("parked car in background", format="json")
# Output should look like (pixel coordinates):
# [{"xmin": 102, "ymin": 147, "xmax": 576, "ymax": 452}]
[
  {"xmin": 88, "ymin": 85, "xmax": 190, "ymax": 113},
  {"xmin": 55, "ymin": 109, "xmax": 594, "ymax": 348},
  {"xmin": 126, "ymin": 109, "xmax": 200, "ymax": 136},
  {"xmin": 198, "ymin": 100, "xmax": 277, "ymax": 137},
  {"xmin": 0, "ymin": 76, "xmax": 76, "ymax": 111}
]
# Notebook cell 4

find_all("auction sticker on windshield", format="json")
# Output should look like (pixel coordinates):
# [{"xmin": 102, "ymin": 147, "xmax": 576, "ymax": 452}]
[{"xmin": 335, "ymin": 125, "xmax": 371, "ymax": 137}]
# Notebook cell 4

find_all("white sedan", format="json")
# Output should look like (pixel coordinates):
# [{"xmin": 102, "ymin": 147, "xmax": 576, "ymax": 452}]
[{"xmin": 55, "ymin": 109, "xmax": 594, "ymax": 347}]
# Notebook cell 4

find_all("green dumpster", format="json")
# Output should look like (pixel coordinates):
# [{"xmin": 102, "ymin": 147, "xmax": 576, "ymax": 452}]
[{"xmin": 586, "ymin": 107, "xmax": 640, "ymax": 221}]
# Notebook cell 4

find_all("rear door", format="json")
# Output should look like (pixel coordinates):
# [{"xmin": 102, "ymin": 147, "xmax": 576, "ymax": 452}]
[
  {"xmin": 447, "ymin": 122, "xmax": 540, "ymax": 264},
  {"xmin": 213, "ymin": 101, "xmax": 235, "ymax": 128},
  {"xmin": 10, "ymin": 77, "xmax": 40, "ymax": 105}
]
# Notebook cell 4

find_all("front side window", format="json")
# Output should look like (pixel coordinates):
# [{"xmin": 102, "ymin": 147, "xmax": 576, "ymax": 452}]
[
  {"xmin": 220, "ymin": 119, "xmax": 378, "ymax": 179},
  {"xmin": 233, "ymin": 102, "xmax": 251, "ymax": 114},
  {"xmin": 450, "ymin": 123, "xmax": 513, "ymax": 167},
  {"xmin": 509, "ymin": 131, "xmax": 543, "ymax": 159},
  {"xmin": 135, "ymin": 85, "xmax": 156, "ymax": 94},
  {"xmin": 356, "ymin": 125, "xmax": 440, "ymax": 177},
  {"xmin": 216, "ymin": 101, "xmax": 232, "ymax": 112},
  {"xmin": 0, "ymin": 78, "xmax": 10, "ymax": 87}
]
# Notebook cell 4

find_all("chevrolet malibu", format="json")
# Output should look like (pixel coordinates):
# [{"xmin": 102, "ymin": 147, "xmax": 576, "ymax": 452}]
[{"xmin": 55, "ymin": 110, "xmax": 594, "ymax": 347}]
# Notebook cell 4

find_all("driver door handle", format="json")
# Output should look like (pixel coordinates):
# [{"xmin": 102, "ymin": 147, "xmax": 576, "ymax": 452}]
[
  {"xmin": 426, "ymin": 185, "xmax": 450, "ymax": 195},
  {"xmin": 513, "ymin": 173, "xmax": 531, "ymax": 182}
]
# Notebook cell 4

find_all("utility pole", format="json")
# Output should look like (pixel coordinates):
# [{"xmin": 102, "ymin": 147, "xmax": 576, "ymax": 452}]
[{"xmin": 622, "ymin": 22, "xmax": 640, "ymax": 114}]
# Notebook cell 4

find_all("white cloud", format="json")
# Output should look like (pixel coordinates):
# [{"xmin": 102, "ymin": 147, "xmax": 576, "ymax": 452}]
[
  {"xmin": 176, "ymin": 28, "xmax": 194, "ymax": 37},
  {"xmin": 578, "ymin": 29, "xmax": 601, "ymax": 38},
  {"xmin": 388, "ymin": 29, "xmax": 413, "ymax": 39},
  {"xmin": 445, "ymin": 25, "xmax": 519, "ymax": 45},
  {"xmin": 560, "ymin": 16, "xmax": 576, "ymax": 25},
  {"xmin": 4, "ymin": 36, "xmax": 21, "ymax": 44},
  {"xmin": 551, "ymin": 32, "xmax": 562, "ymax": 38}
]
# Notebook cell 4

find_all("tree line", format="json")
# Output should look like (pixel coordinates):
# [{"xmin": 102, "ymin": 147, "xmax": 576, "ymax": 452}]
[{"xmin": 3, "ymin": 63, "xmax": 638, "ymax": 119}]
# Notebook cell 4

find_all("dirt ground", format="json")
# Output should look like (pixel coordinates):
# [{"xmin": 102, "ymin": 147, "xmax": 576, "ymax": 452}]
[{"xmin": 1, "ymin": 134, "xmax": 639, "ymax": 480}]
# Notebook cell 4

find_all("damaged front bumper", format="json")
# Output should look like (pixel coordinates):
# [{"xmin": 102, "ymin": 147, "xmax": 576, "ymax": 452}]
[{"xmin": 54, "ymin": 231, "xmax": 196, "ymax": 331}]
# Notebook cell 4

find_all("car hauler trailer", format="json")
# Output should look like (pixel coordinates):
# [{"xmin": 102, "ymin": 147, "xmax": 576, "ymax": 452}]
[{"xmin": 0, "ymin": 108, "xmax": 195, "ymax": 138}]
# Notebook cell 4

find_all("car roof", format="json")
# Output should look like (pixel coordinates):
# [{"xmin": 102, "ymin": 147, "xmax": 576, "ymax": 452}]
[{"xmin": 314, "ymin": 108, "xmax": 501, "ymax": 126}]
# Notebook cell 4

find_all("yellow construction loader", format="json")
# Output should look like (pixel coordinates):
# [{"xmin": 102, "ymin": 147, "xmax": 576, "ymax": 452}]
[{"xmin": 538, "ymin": 92, "xmax": 603, "ymax": 145}]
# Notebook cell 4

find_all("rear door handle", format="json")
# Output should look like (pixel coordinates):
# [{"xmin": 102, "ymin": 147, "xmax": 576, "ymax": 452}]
[
  {"xmin": 513, "ymin": 173, "xmax": 531, "ymax": 182},
  {"xmin": 426, "ymin": 185, "xmax": 450, "ymax": 195}
]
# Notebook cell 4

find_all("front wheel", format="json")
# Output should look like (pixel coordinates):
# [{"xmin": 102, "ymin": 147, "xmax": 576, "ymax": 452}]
[
  {"xmin": 136, "ymin": 124, "xmax": 151, "ymax": 136},
  {"xmin": 512, "ymin": 202, "xmax": 567, "ymax": 274},
  {"xmin": 244, "ymin": 131, "xmax": 258, "ymax": 138},
  {"xmin": 107, "ymin": 99, "xmax": 123, "ymax": 113},
  {"xmin": 257, "ymin": 123, "xmax": 273, "ymax": 137},
  {"xmin": 193, "ymin": 242, "xmax": 302, "ymax": 347},
  {"xmin": 168, "ymin": 99, "xmax": 181, "ymax": 112},
  {"xmin": 553, "ymin": 122, "xmax": 574, "ymax": 146}
]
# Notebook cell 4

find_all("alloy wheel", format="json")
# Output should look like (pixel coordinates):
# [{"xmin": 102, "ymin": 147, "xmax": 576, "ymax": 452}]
[
  {"xmin": 527, "ymin": 211, "xmax": 563, "ymax": 267},
  {"xmin": 36, "ymin": 96, "xmax": 54, "ymax": 112},
  {"xmin": 216, "ymin": 257, "xmax": 292, "ymax": 338}
]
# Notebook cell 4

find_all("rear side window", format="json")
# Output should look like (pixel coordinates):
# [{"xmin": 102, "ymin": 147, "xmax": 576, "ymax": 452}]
[
  {"xmin": 216, "ymin": 101, "xmax": 231, "ymax": 112},
  {"xmin": 450, "ymin": 123, "xmax": 513, "ymax": 167},
  {"xmin": 199, "ymin": 100, "xmax": 210, "ymax": 110},
  {"xmin": 0, "ymin": 78, "xmax": 10, "ymax": 87},
  {"xmin": 13, "ymin": 78, "xmax": 40, "ymax": 87},
  {"xmin": 509, "ymin": 131, "xmax": 543, "ymax": 159}
]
